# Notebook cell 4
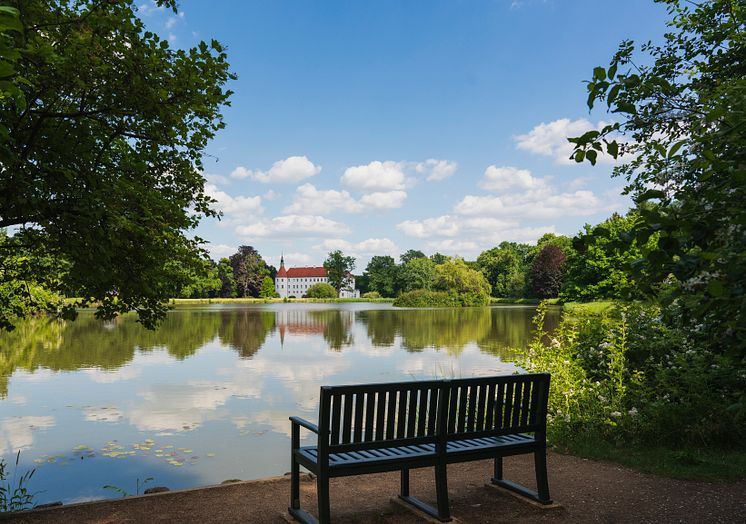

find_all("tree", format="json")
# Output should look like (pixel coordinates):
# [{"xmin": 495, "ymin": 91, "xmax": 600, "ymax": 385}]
[
  {"xmin": 0, "ymin": 0, "xmax": 234, "ymax": 329},
  {"xmin": 560, "ymin": 212, "xmax": 652, "ymax": 302},
  {"xmin": 430, "ymin": 252, "xmax": 449, "ymax": 265},
  {"xmin": 305, "ymin": 282, "xmax": 337, "ymax": 299},
  {"xmin": 230, "ymin": 246, "xmax": 269, "ymax": 298},
  {"xmin": 529, "ymin": 245, "xmax": 567, "ymax": 298},
  {"xmin": 216, "ymin": 258, "xmax": 237, "ymax": 298},
  {"xmin": 365, "ymin": 256, "xmax": 398, "ymax": 297},
  {"xmin": 398, "ymin": 257, "xmax": 436, "ymax": 293},
  {"xmin": 400, "ymin": 249, "xmax": 426, "ymax": 265},
  {"xmin": 433, "ymin": 258, "xmax": 491, "ymax": 306},
  {"xmin": 476, "ymin": 243, "xmax": 528, "ymax": 298},
  {"xmin": 259, "ymin": 276, "xmax": 278, "ymax": 298},
  {"xmin": 177, "ymin": 260, "xmax": 221, "ymax": 298},
  {"xmin": 323, "ymin": 250, "xmax": 355, "ymax": 293},
  {"xmin": 569, "ymin": 0, "xmax": 745, "ymax": 357}
]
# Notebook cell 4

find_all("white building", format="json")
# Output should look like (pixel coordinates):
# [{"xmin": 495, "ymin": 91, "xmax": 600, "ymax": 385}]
[{"xmin": 275, "ymin": 256, "xmax": 360, "ymax": 298}]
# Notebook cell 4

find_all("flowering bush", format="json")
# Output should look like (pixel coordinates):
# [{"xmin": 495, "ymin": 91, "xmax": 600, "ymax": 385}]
[{"xmin": 515, "ymin": 301, "xmax": 745, "ymax": 449}]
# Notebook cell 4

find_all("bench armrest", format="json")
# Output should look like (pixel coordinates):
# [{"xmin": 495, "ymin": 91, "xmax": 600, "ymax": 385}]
[{"xmin": 289, "ymin": 416, "xmax": 319, "ymax": 434}]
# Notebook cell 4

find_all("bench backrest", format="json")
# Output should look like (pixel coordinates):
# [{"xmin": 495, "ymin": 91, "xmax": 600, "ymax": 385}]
[
  {"xmin": 316, "ymin": 373, "xmax": 550, "ymax": 455},
  {"xmin": 319, "ymin": 380, "xmax": 447, "ymax": 454},
  {"xmin": 445, "ymin": 373, "xmax": 550, "ymax": 441}
]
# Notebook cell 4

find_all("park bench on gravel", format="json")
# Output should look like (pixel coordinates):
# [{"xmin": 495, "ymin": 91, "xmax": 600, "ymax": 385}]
[{"xmin": 288, "ymin": 373, "xmax": 552, "ymax": 523}]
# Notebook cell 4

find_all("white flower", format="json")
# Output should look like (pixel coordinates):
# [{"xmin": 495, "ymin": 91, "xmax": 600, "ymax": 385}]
[
  {"xmin": 610, "ymin": 411, "xmax": 622, "ymax": 418},
  {"xmin": 628, "ymin": 407, "xmax": 638, "ymax": 417}
]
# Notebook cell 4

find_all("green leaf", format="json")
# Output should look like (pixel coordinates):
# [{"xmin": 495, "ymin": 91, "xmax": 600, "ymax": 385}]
[
  {"xmin": 593, "ymin": 66, "xmax": 606, "ymax": 81},
  {"xmin": 667, "ymin": 140, "xmax": 687, "ymax": 158},
  {"xmin": 707, "ymin": 280, "xmax": 725, "ymax": 297},
  {"xmin": 637, "ymin": 189, "xmax": 666, "ymax": 202},
  {"xmin": 574, "ymin": 150, "xmax": 585, "ymax": 163},
  {"xmin": 614, "ymin": 101, "xmax": 636, "ymax": 114},
  {"xmin": 586, "ymin": 149, "xmax": 598, "ymax": 165},
  {"xmin": 606, "ymin": 140, "xmax": 619, "ymax": 158}
]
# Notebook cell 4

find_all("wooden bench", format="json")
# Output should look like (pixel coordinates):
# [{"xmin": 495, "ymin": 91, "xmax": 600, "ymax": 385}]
[{"xmin": 289, "ymin": 373, "xmax": 551, "ymax": 523}]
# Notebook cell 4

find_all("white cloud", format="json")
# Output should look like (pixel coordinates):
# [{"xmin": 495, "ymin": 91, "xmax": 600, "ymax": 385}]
[
  {"xmin": 423, "ymin": 239, "xmax": 481, "ymax": 256},
  {"xmin": 231, "ymin": 156, "xmax": 321, "ymax": 184},
  {"xmin": 454, "ymin": 190, "xmax": 602, "ymax": 220},
  {"xmin": 320, "ymin": 238, "xmax": 399, "ymax": 257},
  {"xmin": 207, "ymin": 243, "xmax": 236, "ymax": 260},
  {"xmin": 266, "ymin": 252, "xmax": 313, "ymax": 267},
  {"xmin": 284, "ymin": 184, "xmax": 361, "ymax": 214},
  {"xmin": 479, "ymin": 165, "xmax": 549, "ymax": 192},
  {"xmin": 358, "ymin": 190, "xmax": 407, "ymax": 209},
  {"xmin": 415, "ymin": 159, "xmax": 458, "ymax": 181},
  {"xmin": 341, "ymin": 161, "xmax": 407, "ymax": 191},
  {"xmin": 284, "ymin": 185, "xmax": 407, "ymax": 214},
  {"xmin": 396, "ymin": 215, "xmax": 460, "ymax": 238},
  {"xmin": 236, "ymin": 215, "xmax": 349, "ymax": 239},
  {"xmin": 204, "ymin": 183, "xmax": 263, "ymax": 222},
  {"xmin": 515, "ymin": 118, "xmax": 617, "ymax": 165}
]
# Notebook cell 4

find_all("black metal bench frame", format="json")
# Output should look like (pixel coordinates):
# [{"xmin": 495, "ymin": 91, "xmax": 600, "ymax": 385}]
[{"xmin": 289, "ymin": 373, "xmax": 551, "ymax": 523}]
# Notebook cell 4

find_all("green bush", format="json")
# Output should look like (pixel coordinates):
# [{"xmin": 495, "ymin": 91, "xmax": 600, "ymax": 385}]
[
  {"xmin": 304, "ymin": 283, "xmax": 337, "ymax": 299},
  {"xmin": 514, "ymin": 301, "xmax": 746, "ymax": 449},
  {"xmin": 393, "ymin": 289, "xmax": 458, "ymax": 308},
  {"xmin": 362, "ymin": 291, "xmax": 381, "ymax": 299}
]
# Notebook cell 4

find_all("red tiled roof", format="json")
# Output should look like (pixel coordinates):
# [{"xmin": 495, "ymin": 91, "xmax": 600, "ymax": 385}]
[
  {"xmin": 284, "ymin": 266, "xmax": 327, "ymax": 278},
  {"xmin": 277, "ymin": 265, "xmax": 287, "ymax": 277}
]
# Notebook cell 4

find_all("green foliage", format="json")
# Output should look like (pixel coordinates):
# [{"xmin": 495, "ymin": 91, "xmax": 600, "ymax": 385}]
[
  {"xmin": 432, "ymin": 258, "xmax": 491, "ymax": 306},
  {"xmin": 400, "ymin": 249, "xmax": 427, "ymax": 264},
  {"xmin": 398, "ymin": 257, "xmax": 436, "ymax": 293},
  {"xmin": 176, "ymin": 259, "xmax": 221, "ymax": 299},
  {"xmin": 305, "ymin": 282, "xmax": 337, "ymax": 299},
  {"xmin": 515, "ymin": 301, "xmax": 746, "ymax": 450},
  {"xmin": 0, "ymin": 0, "xmax": 234, "ymax": 329},
  {"xmin": 229, "ymin": 246, "xmax": 269, "ymax": 298},
  {"xmin": 392, "ymin": 289, "xmax": 458, "ymax": 308},
  {"xmin": 561, "ymin": 212, "xmax": 653, "ymax": 301},
  {"xmin": 323, "ymin": 250, "xmax": 356, "ymax": 293},
  {"xmin": 259, "ymin": 276, "xmax": 278, "ymax": 298},
  {"xmin": 361, "ymin": 291, "xmax": 381, "ymax": 299},
  {"xmin": 0, "ymin": 451, "xmax": 36, "ymax": 513},
  {"xmin": 570, "ymin": 0, "xmax": 746, "ymax": 360},
  {"xmin": 216, "ymin": 258, "xmax": 237, "ymax": 298},
  {"xmin": 476, "ymin": 242, "xmax": 529, "ymax": 298},
  {"xmin": 364, "ymin": 256, "xmax": 398, "ymax": 297}
]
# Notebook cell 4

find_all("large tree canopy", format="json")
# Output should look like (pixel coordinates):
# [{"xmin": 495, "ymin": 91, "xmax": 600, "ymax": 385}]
[
  {"xmin": 0, "ymin": 0, "xmax": 234, "ymax": 328},
  {"xmin": 570, "ymin": 0, "xmax": 745, "ymax": 358}
]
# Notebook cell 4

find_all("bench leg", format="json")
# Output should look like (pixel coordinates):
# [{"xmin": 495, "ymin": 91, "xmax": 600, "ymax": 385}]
[
  {"xmin": 397, "ymin": 464, "xmax": 452, "ymax": 522},
  {"xmin": 435, "ymin": 462, "xmax": 451, "ymax": 521},
  {"xmin": 400, "ymin": 468, "xmax": 410, "ymax": 497},
  {"xmin": 490, "ymin": 449, "xmax": 552, "ymax": 505},
  {"xmin": 290, "ymin": 453, "xmax": 300, "ymax": 510},
  {"xmin": 493, "ymin": 456, "xmax": 503, "ymax": 481},
  {"xmin": 534, "ymin": 447, "xmax": 551, "ymax": 504},
  {"xmin": 317, "ymin": 473, "xmax": 331, "ymax": 524}
]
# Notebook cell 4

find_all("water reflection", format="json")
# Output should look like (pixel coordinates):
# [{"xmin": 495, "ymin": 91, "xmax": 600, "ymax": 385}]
[
  {"xmin": 0, "ymin": 304, "xmax": 558, "ymax": 503},
  {"xmin": 0, "ymin": 305, "xmax": 559, "ymax": 397}
]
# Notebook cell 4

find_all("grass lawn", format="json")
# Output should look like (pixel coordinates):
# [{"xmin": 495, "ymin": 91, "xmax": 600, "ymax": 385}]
[{"xmin": 558, "ymin": 439, "xmax": 746, "ymax": 482}]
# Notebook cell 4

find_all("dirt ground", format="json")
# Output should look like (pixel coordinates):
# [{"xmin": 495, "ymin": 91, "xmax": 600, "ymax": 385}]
[{"xmin": 3, "ymin": 452, "xmax": 745, "ymax": 523}]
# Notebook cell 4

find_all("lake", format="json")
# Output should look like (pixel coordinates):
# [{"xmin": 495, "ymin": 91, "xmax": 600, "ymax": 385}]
[{"xmin": 0, "ymin": 303, "xmax": 558, "ymax": 504}]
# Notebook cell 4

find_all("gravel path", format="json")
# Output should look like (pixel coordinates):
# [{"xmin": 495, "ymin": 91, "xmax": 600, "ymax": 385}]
[{"xmin": 4, "ymin": 452, "xmax": 745, "ymax": 523}]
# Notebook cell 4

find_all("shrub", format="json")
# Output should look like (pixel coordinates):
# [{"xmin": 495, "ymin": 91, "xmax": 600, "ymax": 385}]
[
  {"xmin": 305, "ymin": 283, "xmax": 337, "ymax": 299},
  {"xmin": 514, "ymin": 301, "xmax": 746, "ymax": 449},
  {"xmin": 393, "ymin": 289, "xmax": 458, "ymax": 308},
  {"xmin": 432, "ymin": 258, "xmax": 491, "ymax": 306},
  {"xmin": 362, "ymin": 291, "xmax": 381, "ymax": 299}
]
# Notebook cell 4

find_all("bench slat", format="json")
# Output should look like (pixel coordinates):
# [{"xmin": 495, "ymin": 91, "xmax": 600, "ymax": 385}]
[
  {"xmin": 354, "ymin": 393, "xmax": 364, "ymax": 442},
  {"xmin": 342, "ymin": 393, "xmax": 353, "ymax": 444}
]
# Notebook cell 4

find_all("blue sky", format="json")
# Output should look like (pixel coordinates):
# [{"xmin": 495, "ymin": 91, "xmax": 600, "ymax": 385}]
[{"xmin": 141, "ymin": 0, "xmax": 669, "ymax": 270}]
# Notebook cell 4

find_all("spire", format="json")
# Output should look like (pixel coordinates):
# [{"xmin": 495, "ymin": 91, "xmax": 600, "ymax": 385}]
[{"xmin": 280, "ymin": 252, "xmax": 284, "ymax": 268}]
